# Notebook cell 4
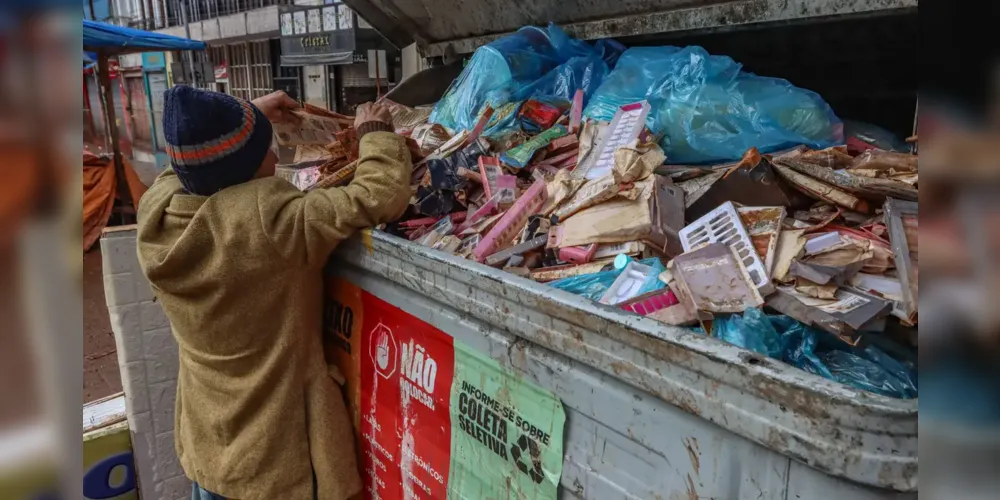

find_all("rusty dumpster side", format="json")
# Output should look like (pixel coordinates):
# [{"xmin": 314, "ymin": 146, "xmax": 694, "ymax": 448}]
[{"xmin": 329, "ymin": 230, "xmax": 917, "ymax": 499}]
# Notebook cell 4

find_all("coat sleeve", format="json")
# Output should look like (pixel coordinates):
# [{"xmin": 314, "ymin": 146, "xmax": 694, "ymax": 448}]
[{"xmin": 258, "ymin": 131, "xmax": 412, "ymax": 268}]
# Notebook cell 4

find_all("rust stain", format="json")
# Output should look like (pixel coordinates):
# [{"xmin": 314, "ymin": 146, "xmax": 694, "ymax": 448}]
[
  {"xmin": 360, "ymin": 228, "xmax": 374, "ymax": 255},
  {"xmin": 684, "ymin": 437, "xmax": 701, "ymax": 477},
  {"xmin": 671, "ymin": 391, "xmax": 702, "ymax": 418},
  {"xmin": 609, "ymin": 360, "xmax": 636, "ymax": 377},
  {"xmin": 685, "ymin": 474, "xmax": 698, "ymax": 500}
]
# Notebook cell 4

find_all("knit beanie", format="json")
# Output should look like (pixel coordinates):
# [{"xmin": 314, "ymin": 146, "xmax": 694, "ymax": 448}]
[{"xmin": 163, "ymin": 86, "xmax": 273, "ymax": 196}]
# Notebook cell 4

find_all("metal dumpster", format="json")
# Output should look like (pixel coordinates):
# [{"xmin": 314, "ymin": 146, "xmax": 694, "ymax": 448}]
[{"xmin": 325, "ymin": 1, "xmax": 918, "ymax": 497}]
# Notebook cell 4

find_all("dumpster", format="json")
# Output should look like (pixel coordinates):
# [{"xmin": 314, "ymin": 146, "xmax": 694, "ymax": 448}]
[{"xmin": 324, "ymin": 1, "xmax": 918, "ymax": 498}]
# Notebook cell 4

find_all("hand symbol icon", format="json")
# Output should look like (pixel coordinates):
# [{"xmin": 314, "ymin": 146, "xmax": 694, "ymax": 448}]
[{"xmin": 376, "ymin": 333, "xmax": 390, "ymax": 370}]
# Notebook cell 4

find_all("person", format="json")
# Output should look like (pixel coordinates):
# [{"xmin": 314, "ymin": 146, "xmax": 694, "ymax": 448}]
[{"xmin": 136, "ymin": 86, "xmax": 411, "ymax": 500}]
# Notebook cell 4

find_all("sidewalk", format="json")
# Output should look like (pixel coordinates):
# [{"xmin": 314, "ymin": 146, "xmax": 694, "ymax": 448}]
[{"xmin": 84, "ymin": 248, "xmax": 121, "ymax": 403}]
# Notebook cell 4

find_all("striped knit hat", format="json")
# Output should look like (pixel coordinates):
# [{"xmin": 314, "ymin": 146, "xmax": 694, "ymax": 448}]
[{"xmin": 163, "ymin": 86, "xmax": 273, "ymax": 196}]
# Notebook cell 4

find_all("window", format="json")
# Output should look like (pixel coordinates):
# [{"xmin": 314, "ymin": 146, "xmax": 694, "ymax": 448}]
[{"xmin": 228, "ymin": 41, "xmax": 273, "ymax": 100}]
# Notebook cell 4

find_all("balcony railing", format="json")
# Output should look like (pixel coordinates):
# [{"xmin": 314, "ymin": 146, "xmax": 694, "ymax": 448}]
[{"xmin": 162, "ymin": 0, "xmax": 296, "ymax": 28}]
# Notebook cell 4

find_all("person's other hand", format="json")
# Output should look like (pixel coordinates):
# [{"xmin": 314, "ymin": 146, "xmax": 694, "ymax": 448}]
[
  {"xmin": 354, "ymin": 102, "xmax": 392, "ymax": 128},
  {"xmin": 251, "ymin": 91, "xmax": 301, "ymax": 124}
]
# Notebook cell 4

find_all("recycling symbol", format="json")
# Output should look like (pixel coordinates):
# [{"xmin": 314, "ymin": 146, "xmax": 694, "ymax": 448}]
[{"xmin": 510, "ymin": 433, "xmax": 545, "ymax": 484}]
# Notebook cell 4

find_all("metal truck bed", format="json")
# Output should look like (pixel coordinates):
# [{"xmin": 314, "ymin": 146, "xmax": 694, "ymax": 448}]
[{"xmin": 328, "ymin": 231, "xmax": 917, "ymax": 497}]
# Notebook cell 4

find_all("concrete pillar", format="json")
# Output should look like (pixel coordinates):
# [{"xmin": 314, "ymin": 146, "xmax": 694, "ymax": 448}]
[{"xmin": 102, "ymin": 226, "xmax": 190, "ymax": 500}]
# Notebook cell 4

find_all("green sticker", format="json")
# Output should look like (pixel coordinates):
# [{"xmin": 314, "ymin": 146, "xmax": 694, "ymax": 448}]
[{"xmin": 447, "ymin": 341, "xmax": 565, "ymax": 498}]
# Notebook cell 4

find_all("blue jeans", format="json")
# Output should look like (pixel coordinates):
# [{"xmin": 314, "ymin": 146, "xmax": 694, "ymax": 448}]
[{"xmin": 191, "ymin": 482, "xmax": 226, "ymax": 500}]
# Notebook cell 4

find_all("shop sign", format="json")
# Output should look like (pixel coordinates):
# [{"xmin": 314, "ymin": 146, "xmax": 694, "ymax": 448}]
[
  {"xmin": 141, "ymin": 52, "xmax": 165, "ymax": 70},
  {"xmin": 279, "ymin": 4, "xmax": 357, "ymax": 66},
  {"xmin": 325, "ymin": 275, "xmax": 566, "ymax": 499}
]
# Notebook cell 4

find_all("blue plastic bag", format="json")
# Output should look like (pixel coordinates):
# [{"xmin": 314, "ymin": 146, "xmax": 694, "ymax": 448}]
[
  {"xmin": 780, "ymin": 321, "xmax": 836, "ymax": 380},
  {"xmin": 430, "ymin": 24, "xmax": 611, "ymax": 137},
  {"xmin": 708, "ymin": 311, "xmax": 917, "ymax": 399},
  {"xmin": 594, "ymin": 39, "xmax": 627, "ymax": 68},
  {"xmin": 821, "ymin": 349, "xmax": 918, "ymax": 399},
  {"xmin": 548, "ymin": 258, "xmax": 663, "ymax": 302},
  {"xmin": 518, "ymin": 56, "xmax": 609, "ymax": 108},
  {"xmin": 584, "ymin": 46, "xmax": 844, "ymax": 164},
  {"xmin": 710, "ymin": 308, "xmax": 787, "ymax": 359},
  {"xmin": 548, "ymin": 269, "xmax": 619, "ymax": 301},
  {"xmin": 776, "ymin": 318, "xmax": 917, "ymax": 399}
]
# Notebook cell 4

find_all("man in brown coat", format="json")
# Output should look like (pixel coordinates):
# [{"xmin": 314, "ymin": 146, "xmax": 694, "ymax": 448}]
[{"xmin": 136, "ymin": 86, "xmax": 410, "ymax": 500}]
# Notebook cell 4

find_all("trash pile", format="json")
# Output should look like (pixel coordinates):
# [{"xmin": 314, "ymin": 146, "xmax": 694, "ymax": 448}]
[{"xmin": 277, "ymin": 25, "xmax": 918, "ymax": 400}]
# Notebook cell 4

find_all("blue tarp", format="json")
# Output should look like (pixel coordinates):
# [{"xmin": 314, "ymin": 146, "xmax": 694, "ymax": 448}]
[
  {"xmin": 83, "ymin": 51, "xmax": 97, "ymax": 70},
  {"xmin": 83, "ymin": 20, "xmax": 206, "ymax": 54}
]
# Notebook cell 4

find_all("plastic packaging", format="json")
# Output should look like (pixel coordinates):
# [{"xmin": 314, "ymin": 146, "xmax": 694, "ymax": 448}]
[
  {"xmin": 430, "ymin": 24, "xmax": 611, "ymax": 137},
  {"xmin": 549, "ymin": 258, "xmax": 662, "ymax": 301},
  {"xmin": 584, "ymin": 46, "xmax": 844, "ymax": 164},
  {"xmin": 600, "ymin": 261, "xmax": 662, "ymax": 305}
]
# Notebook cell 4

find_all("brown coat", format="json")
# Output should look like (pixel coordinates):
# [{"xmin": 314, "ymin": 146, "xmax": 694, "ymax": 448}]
[{"xmin": 136, "ymin": 132, "xmax": 411, "ymax": 500}]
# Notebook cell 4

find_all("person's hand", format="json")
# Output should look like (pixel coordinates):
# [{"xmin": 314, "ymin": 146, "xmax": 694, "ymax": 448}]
[
  {"xmin": 354, "ymin": 102, "xmax": 393, "ymax": 128},
  {"xmin": 251, "ymin": 91, "xmax": 301, "ymax": 124}
]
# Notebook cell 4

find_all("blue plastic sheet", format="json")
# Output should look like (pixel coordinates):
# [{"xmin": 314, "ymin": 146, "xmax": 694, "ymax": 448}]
[
  {"xmin": 548, "ymin": 258, "xmax": 663, "ymax": 302},
  {"xmin": 548, "ymin": 269, "xmax": 619, "ymax": 302},
  {"xmin": 711, "ymin": 307, "xmax": 787, "ymax": 359},
  {"xmin": 821, "ymin": 349, "xmax": 918, "ymax": 399},
  {"xmin": 781, "ymin": 320, "xmax": 834, "ymax": 380},
  {"xmin": 430, "ymin": 24, "xmax": 613, "ymax": 137},
  {"xmin": 584, "ymin": 46, "xmax": 844, "ymax": 164},
  {"xmin": 710, "ymin": 310, "xmax": 917, "ymax": 399}
]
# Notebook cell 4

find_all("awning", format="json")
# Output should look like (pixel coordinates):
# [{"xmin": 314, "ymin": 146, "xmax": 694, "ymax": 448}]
[
  {"xmin": 281, "ymin": 52, "xmax": 355, "ymax": 66},
  {"xmin": 83, "ymin": 20, "xmax": 206, "ymax": 55}
]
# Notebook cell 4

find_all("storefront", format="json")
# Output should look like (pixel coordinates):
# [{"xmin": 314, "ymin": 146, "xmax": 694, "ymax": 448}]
[
  {"xmin": 327, "ymin": 49, "xmax": 400, "ymax": 113},
  {"xmin": 119, "ymin": 54, "xmax": 150, "ymax": 146},
  {"xmin": 277, "ymin": 1, "xmax": 398, "ymax": 112},
  {"xmin": 142, "ymin": 52, "xmax": 170, "ymax": 153},
  {"xmin": 83, "ymin": 58, "xmax": 126, "ymax": 146}
]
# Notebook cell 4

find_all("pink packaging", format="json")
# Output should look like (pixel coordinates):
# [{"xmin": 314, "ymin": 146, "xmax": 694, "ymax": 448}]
[
  {"xmin": 473, "ymin": 178, "xmax": 548, "ymax": 262},
  {"xmin": 619, "ymin": 289, "xmax": 680, "ymax": 316},
  {"xmin": 558, "ymin": 243, "xmax": 598, "ymax": 265}
]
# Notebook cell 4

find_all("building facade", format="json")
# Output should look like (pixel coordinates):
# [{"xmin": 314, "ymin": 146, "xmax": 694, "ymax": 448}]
[
  {"xmin": 85, "ymin": 0, "xmax": 410, "ymax": 170},
  {"xmin": 153, "ymin": 0, "xmax": 401, "ymax": 113}
]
